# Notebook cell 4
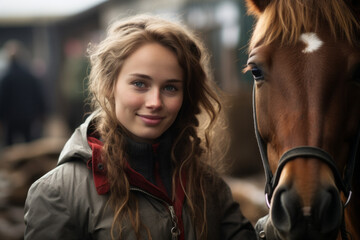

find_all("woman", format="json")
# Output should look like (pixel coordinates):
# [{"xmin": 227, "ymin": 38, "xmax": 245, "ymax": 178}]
[{"xmin": 24, "ymin": 15, "xmax": 256, "ymax": 240}]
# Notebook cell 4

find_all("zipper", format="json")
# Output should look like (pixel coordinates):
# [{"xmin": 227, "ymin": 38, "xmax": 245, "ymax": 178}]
[
  {"xmin": 168, "ymin": 205, "xmax": 181, "ymax": 240},
  {"xmin": 130, "ymin": 187, "xmax": 181, "ymax": 240}
]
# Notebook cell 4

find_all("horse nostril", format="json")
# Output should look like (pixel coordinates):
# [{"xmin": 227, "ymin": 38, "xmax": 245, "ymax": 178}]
[
  {"xmin": 313, "ymin": 186, "xmax": 342, "ymax": 233},
  {"xmin": 270, "ymin": 186, "xmax": 301, "ymax": 232}
]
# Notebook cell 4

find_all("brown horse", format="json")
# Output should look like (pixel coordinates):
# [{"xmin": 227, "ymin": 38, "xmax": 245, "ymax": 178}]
[{"xmin": 244, "ymin": 0, "xmax": 360, "ymax": 239}]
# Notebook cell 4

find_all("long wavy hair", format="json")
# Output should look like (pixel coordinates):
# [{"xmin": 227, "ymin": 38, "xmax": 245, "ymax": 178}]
[{"xmin": 88, "ymin": 14, "xmax": 223, "ymax": 240}]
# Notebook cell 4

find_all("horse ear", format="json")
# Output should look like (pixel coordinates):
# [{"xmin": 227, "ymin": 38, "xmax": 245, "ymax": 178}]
[{"xmin": 245, "ymin": 0, "xmax": 271, "ymax": 15}]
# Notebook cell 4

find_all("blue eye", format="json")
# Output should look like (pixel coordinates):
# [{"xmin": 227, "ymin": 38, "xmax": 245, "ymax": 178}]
[
  {"xmin": 251, "ymin": 67, "xmax": 264, "ymax": 81},
  {"xmin": 164, "ymin": 85, "xmax": 177, "ymax": 92},
  {"xmin": 133, "ymin": 81, "xmax": 146, "ymax": 88}
]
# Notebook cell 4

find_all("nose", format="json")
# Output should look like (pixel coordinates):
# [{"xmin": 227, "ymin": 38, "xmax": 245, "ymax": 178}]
[
  {"xmin": 146, "ymin": 89, "xmax": 162, "ymax": 109},
  {"xmin": 270, "ymin": 184, "xmax": 342, "ymax": 239}
]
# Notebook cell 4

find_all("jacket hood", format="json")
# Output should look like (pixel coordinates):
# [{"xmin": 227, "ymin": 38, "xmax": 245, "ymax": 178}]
[{"xmin": 58, "ymin": 112, "xmax": 95, "ymax": 166}]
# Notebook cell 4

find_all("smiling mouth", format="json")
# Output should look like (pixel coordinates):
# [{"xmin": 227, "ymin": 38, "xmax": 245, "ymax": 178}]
[{"xmin": 138, "ymin": 114, "xmax": 164, "ymax": 125}]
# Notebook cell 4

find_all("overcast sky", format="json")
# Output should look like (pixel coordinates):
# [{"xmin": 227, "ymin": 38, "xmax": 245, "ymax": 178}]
[{"xmin": 0, "ymin": 0, "xmax": 107, "ymax": 19}]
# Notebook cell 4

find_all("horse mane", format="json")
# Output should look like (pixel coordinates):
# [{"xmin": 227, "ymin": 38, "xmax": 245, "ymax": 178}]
[{"xmin": 248, "ymin": 0, "xmax": 360, "ymax": 49}]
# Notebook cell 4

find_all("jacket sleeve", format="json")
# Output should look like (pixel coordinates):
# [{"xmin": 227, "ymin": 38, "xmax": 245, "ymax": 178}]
[
  {"xmin": 219, "ymin": 180, "xmax": 257, "ymax": 240},
  {"xmin": 24, "ymin": 170, "xmax": 83, "ymax": 240}
]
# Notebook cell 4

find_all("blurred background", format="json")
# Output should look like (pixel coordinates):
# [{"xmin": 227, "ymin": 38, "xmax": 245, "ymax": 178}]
[{"xmin": 0, "ymin": 0, "xmax": 267, "ymax": 239}]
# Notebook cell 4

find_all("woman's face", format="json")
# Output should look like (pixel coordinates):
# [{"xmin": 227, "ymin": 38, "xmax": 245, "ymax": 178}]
[{"xmin": 114, "ymin": 43, "xmax": 184, "ymax": 142}]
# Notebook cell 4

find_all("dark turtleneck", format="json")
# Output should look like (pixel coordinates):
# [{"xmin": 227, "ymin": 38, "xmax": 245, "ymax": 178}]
[{"xmin": 125, "ymin": 132, "xmax": 173, "ymax": 196}]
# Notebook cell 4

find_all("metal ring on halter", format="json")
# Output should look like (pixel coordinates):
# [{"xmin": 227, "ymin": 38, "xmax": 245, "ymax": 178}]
[
  {"xmin": 344, "ymin": 190, "xmax": 352, "ymax": 208},
  {"xmin": 265, "ymin": 193, "xmax": 271, "ymax": 209}
]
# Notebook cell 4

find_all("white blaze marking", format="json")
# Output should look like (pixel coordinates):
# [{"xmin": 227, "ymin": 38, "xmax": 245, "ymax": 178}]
[{"xmin": 300, "ymin": 32, "xmax": 323, "ymax": 53}]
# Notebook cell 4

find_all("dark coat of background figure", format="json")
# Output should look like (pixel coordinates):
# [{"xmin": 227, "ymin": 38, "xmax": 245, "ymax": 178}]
[{"xmin": 0, "ymin": 49, "xmax": 46, "ymax": 146}]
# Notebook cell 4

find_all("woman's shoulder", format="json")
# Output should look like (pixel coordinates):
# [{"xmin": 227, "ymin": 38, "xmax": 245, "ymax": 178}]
[
  {"xmin": 34, "ymin": 159, "xmax": 90, "ymax": 185},
  {"xmin": 27, "ymin": 159, "xmax": 95, "ymax": 205},
  {"xmin": 24, "ymin": 159, "xmax": 111, "ymax": 239},
  {"xmin": 25, "ymin": 159, "xmax": 109, "ymax": 221}
]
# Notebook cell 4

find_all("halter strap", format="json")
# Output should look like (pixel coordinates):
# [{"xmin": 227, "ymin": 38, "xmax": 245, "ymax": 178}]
[
  {"xmin": 273, "ymin": 146, "xmax": 348, "ymax": 197},
  {"xmin": 252, "ymin": 86, "xmax": 273, "ymax": 195},
  {"xmin": 252, "ymin": 84, "xmax": 358, "ymax": 207}
]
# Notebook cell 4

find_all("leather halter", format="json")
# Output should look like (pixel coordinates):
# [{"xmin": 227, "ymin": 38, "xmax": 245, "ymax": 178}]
[{"xmin": 252, "ymin": 85, "xmax": 359, "ymax": 208}]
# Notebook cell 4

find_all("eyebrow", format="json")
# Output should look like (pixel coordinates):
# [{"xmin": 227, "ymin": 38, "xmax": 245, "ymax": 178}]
[{"xmin": 129, "ymin": 73, "xmax": 183, "ymax": 82}]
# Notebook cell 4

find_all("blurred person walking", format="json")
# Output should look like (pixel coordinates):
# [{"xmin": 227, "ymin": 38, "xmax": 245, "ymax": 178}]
[{"xmin": 0, "ymin": 40, "xmax": 46, "ymax": 145}]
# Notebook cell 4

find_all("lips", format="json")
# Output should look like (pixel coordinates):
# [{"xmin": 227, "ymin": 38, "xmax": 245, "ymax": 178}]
[{"xmin": 137, "ymin": 114, "xmax": 164, "ymax": 125}]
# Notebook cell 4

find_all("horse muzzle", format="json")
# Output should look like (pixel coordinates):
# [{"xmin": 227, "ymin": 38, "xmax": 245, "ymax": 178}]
[{"xmin": 262, "ymin": 184, "xmax": 343, "ymax": 240}]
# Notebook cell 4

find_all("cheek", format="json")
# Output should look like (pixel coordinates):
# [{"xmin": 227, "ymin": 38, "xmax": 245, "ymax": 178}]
[
  {"xmin": 114, "ymin": 93, "xmax": 144, "ymax": 120},
  {"xmin": 168, "ymin": 96, "xmax": 183, "ymax": 115},
  {"xmin": 115, "ymin": 89, "xmax": 143, "ymax": 109}
]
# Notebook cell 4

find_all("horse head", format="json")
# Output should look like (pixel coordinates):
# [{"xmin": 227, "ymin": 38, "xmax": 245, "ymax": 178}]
[{"xmin": 245, "ymin": 0, "xmax": 360, "ymax": 239}]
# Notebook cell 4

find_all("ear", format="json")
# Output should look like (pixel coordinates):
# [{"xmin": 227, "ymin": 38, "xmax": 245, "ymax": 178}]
[{"xmin": 245, "ymin": 0, "xmax": 271, "ymax": 16}]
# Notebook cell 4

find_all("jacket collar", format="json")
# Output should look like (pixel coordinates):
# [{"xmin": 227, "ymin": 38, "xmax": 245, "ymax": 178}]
[
  {"xmin": 86, "ymin": 136, "xmax": 186, "ymax": 205},
  {"xmin": 57, "ymin": 111, "xmax": 96, "ymax": 166}
]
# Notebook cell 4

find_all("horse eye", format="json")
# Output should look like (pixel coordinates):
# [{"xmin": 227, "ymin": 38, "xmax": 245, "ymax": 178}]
[{"xmin": 251, "ymin": 67, "xmax": 264, "ymax": 81}]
